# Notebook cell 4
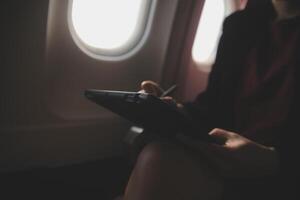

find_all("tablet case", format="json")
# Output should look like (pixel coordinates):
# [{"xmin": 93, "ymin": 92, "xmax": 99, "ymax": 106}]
[{"xmin": 84, "ymin": 89, "xmax": 214, "ymax": 142}]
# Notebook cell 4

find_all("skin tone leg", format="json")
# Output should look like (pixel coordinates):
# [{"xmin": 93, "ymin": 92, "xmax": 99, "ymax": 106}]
[{"xmin": 123, "ymin": 141, "xmax": 223, "ymax": 200}]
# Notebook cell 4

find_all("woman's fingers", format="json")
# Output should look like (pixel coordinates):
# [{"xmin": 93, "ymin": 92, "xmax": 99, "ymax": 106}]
[
  {"xmin": 140, "ymin": 80, "xmax": 164, "ymax": 96},
  {"xmin": 208, "ymin": 128, "xmax": 237, "ymax": 145},
  {"xmin": 161, "ymin": 96, "xmax": 178, "ymax": 107}
]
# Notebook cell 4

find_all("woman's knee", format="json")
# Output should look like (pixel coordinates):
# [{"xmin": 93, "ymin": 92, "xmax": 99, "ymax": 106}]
[
  {"xmin": 129, "ymin": 141, "xmax": 224, "ymax": 199},
  {"xmin": 135, "ymin": 141, "xmax": 175, "ymax": 171},
  {"xmin": 133, "ymin": 140, "xmax": 206, "ymax": 177}
]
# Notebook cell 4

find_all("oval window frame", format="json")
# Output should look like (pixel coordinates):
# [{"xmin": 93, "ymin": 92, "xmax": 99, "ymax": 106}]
[
  {"xmin": 67, "ymin": 0, "xmax": 157, "ymax": 61},
  {"xmin": 191, "ymin": 0, "xmax": 236, "ymax": 66}
]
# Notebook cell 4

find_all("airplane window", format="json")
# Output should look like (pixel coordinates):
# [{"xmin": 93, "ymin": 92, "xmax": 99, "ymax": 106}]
[
  {"xmin": 192, "ymin": 0, "xmax": 231, "ymax": 64},
  {"xmin": 69, "ymin": 0, "xmax": 154, "ymax": 60}
]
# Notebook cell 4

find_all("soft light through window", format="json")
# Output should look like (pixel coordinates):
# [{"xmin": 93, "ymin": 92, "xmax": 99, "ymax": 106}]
[
  {"xmin": 192, "ymin": 0, "xmax": 225, "ymax": 64},
  {"xmin": 71, "ymin": 0, "xmax": 145, "ymax": 50}
]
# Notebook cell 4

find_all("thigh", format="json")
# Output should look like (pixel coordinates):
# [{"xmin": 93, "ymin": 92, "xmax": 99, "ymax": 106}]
[{"xmin": 124, "ymin": 141, "xmax": 224, "ymax": 200}]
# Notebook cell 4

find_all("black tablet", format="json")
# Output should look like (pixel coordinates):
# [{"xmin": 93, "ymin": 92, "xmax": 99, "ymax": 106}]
[{"xmin": 84, "ymin": 89, "xmax": 214, "ymax": 142}]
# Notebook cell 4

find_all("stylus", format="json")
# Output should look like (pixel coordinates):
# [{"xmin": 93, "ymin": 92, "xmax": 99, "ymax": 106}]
[{"xmin": 161, "ymin": 84, "xmax": 177, "ymax": 97}]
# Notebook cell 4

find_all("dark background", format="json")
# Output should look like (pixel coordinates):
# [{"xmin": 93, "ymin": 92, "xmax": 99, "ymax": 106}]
[{"xmin": 0, "ymin": 1, "xmax": 131, "ymax": 199}]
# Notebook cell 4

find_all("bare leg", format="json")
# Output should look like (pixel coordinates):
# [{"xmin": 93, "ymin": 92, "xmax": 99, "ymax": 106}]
[{"xmin": 123, "ymin": 141, "xmax": 223, "ymax": 200}]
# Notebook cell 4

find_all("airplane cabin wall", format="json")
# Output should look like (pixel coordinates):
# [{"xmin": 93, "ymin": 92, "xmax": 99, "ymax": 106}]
[
  {"xmin": 0, "ymin": 0, "xmax": 181, "ymax": 172},
  {"xmin": 0, "ymin": 0, "xmax": 52, "ymax": 171}
]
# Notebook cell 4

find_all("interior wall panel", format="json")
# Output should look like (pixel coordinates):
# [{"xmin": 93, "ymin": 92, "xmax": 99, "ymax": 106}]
[{"xmin": 0, "ymin": 0, "xmax": 180, "ymax": 172}]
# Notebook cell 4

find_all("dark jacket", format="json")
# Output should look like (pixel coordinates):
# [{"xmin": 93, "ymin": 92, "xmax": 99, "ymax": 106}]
[{"xmin": 185, "ymin": 0, "xmax": 299, "ymax": 198}]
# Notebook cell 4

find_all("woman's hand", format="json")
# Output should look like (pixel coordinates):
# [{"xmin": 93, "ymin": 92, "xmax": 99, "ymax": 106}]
[
  {"xmin": 140, "ymin": 80, "xmax": 184, "ymax": 109},
  {"xmin": 140, "ymin": 80, "xmax": 164, "ymax": 97},
  {"xmin": 177, "ymin": 128, "xmax": 279, "ymax": 179}
]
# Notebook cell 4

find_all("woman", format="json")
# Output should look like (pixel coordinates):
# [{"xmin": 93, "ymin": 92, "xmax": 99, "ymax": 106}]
[{"xmin": 120, "ymin": 0, "xmax": 300, "ymax": 199}]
